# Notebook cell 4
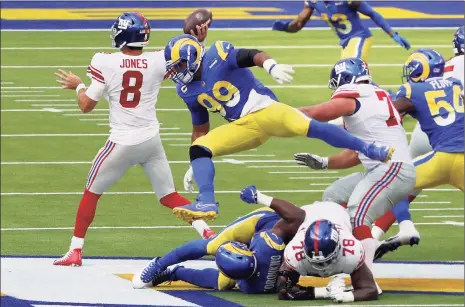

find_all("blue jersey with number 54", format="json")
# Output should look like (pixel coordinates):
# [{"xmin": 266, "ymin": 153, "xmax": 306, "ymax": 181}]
[
  {"xmin": 176, "ymin": 41, "xmax": 278, "ymax": 125},
  {"xmin": 396, "ymin": 77, "xmax": 464, "ymax": 153}
]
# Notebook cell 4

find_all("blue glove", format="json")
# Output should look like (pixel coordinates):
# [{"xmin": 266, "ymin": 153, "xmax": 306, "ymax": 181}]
[
  {"xmin": 272, "ymin": 20, "xmax": 290, "ymax": 31},
  {"xmin": 240, "ymin": 185, "xmax": 258, "ymax": 204},
  {"xmin": 392, "ymin": 32, "xmax": 411, "ymax": 50}
]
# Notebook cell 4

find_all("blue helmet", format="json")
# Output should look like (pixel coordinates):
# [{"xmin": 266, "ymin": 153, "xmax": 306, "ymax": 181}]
[
  {"xmin": 164, "ymin": 34, "xmax": 205, "ymax": 86},
  {"xmin": 328, "ymin": 57, "xmax": 372, "ymax": 90},
  {"xmin": 216, "ymin": 241, "xmax": 257, "ymax": 280},
  {"xmin": 402, "ymin": 48, "xmax": 445, "ymax": 83},
  {"xmin": 453, "ymin": 26, "xmax": 464, "ymax": 55},
  {"xmin": 110, "ymin": 12, "xmax": 151, "ymax": 49},
  {"xmin": 304, "ymin": 220, "xmax": 341, "ymax": 271}
]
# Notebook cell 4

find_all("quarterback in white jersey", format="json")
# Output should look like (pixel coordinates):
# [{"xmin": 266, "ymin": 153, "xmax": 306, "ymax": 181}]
[
  {"xmin": 53, "ymin": 12, "xmax": 214, "ymax": 267},
  {"xmin": 296, "ymin": 58, "xmax": 415, "ymax": 273}
]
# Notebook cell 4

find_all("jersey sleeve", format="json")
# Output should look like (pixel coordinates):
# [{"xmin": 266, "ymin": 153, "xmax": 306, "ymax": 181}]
[
  {"xmin": 85, "ymin": 53, "xmax": 106, "ymax": 102},
  {"xmin": 212, "ymin": 41, "xmax": 239, "ymax": 69},
  {"xmin": 182, "ymin": 95, "xmax": 210, "ymax": 126},
  {"xmin": 331, "ymin": 84, "xmax": 362, "ymax": 99},
  {"xmin": 283, "ymin": 236, "xmax": 307, "ymax": 275},
  {"xmin": 396, "ymin": 83, "xmax": 412, "ymax": 100}
]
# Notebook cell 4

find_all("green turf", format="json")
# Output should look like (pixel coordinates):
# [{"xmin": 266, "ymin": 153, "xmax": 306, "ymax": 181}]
[{"xmin": 1, "ymin": 28, "xmax": 463, "ymax": 306}]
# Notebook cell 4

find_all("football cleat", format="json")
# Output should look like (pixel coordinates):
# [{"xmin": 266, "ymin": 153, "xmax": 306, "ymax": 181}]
[
  {"xmin": 202, "ymin": 229, "xmax": 217, "ymax": 239},
  {"xmin": 363, "ymin": 143, "xmax": 394, "ymax": 162},
  {"xmin": 374, "ymin": 229, "xmax": 420, "ymax": 261},
  {"xmin": 132, "ymin": 257, "xmax": 165, "ymax": 289},
  {"xmin": 152, "ymin": 266, "xmax": 183, "ymax": 287},
  {"xmin": 172, "ymin": 202, "xmax": 219, "ymax": 223},
  {"xmin": 53, "ymin": 248, "xmax": 82, "ymax": 266}
]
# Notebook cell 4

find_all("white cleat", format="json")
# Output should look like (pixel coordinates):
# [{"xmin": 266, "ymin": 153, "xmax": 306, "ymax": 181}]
[
  {"xmin": 132, "ymin": 270, "xmax": 152, "ymax": 289},
  {"xmin": 374, "ymin": 228, "xmax": 420, "ymax": 260}
]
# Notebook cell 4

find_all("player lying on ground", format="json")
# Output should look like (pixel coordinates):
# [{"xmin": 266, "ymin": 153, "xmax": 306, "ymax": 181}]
[
  {"xmin": 163, "ymin": 34, "xmax": 393, "ymax": 223},
  {"xmin": 272, "ymin": 1, "xmax": 410, "ymax": 60},
  {"xmin": 372, "ymin": 48, "xmax": 464, "ymax": 259},
  {"xmin": 52, "ymin": 12, "xmax": 214, "ymax": 267},
  {"xmin": 132, "ymin": 186, "xmax": 306, "ymax": 293},
  {"xmin": 371, "ymin": 26, "xmax": 464, "ymax": 242},
  {"xmin": 239, "ymin": 187, "xmax": 379, "ymax": 303},
  {"xmin": 296, "ymin": 57, "xmax": 415, "ymax": 273}
]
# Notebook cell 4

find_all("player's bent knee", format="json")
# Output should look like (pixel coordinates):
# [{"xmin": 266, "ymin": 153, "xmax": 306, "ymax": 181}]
[{"xmin": 189, "ymin": 145, "xmax": 212, "ymax": 162}]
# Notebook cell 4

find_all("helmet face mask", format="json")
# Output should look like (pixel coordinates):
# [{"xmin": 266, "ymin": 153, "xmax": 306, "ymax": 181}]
[
  {"xmin": 303, "ymin": 220, "xmax": 341, "ymax": 272},
  {"xmin": 165, "ymin": 35, "xmax": 204, "ymax": 86}
]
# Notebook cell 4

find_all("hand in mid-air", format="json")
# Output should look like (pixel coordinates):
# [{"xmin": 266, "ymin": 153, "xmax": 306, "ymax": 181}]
[
  {"xmin": 269, "ymin": 64, "xmax": 295, "ymax": 84},
  {"xmin": 183, "ymin": 166, "xmax": 195, "ymax": 193},
  {"xmin": 240, "ymin": 185, "xmax": 258, "ymax": 204},
  {"xmin": 55, "ymin": 69, "xmax": 82, "ymax": 90},
  {"xmin": 391, "ymin": 32, "xmax": 411, "ymax": 50},
  {"xmin": 191, "ymin": 22, "xmax": 209, "ymax": 43},
  {"xmin": 294, "ymin": 153, "xmax": 328, "ymax": 169}
]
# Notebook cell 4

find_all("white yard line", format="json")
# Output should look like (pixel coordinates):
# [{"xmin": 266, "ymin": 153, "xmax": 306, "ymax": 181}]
[
  {"xmin": 248, "ymin": 165, "xmax": 305, "ymax": 168},
  {"xmin": 17, "ymin": 99, "xmax": 74, "ymax": 102},
  {"xmin": 289, "ymin": 176, "xmax": 340, "ymax": 180},
  {"xmin": 424, "ymin": 215, "xmax": 464, "ymax": 218},
  {"xmin": 79, "ymin": 118, "xmax": 108, "ymax": 121},
  {"xmin": 1, "ymin": 222, "xmax": 462, "ymax": 232},
  {"xmin": 226, "ymin": 154, "xmax": 275, "ymax": 157},
  {"xmin": 0, "ymin": 133, "xmax": 191, "ymax": 137},
  {"xmin": 31, "ymin": 104, "xmax": 75, "ymax": 107},
  {"xmin": 269, "ymin": 171, "xmax": 339, "ymax": 174},
  {"xmin": 412, "ymin": 201, "xmax": 451, "ymax": 204},
  {"xmin": 411, "ymin": 208, "xmax": 463, "ymax": 211},
  {"xmin": 0, "ymin": 81, "xmax": 14, "ymax": 84},
  {"xmin": 3, "ymin": 95, "xmax": 60, "ymax": 97},
  {"xmin": 1, "ymin": 90, "xmax": 44, "ymax": 93}
]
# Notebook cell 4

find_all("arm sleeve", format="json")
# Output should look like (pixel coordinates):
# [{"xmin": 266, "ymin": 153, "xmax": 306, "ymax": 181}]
[
  {"xmin": 187, "ymin": 99, "xmax": 210, "ymax": 126},
  {"xmin": 355, "ymin": 2, "xmax": 393, "ymax": 34},
  {"xmin": 85, "ymin": 53, "xmax": 106, "ymax": 102},
  {"xmin": 235, "ymin": 48, "xmax": 263, "ymax": 68}
]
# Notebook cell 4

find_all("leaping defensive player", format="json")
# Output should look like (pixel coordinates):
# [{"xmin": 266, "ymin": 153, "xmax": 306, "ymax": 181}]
[
  {"xmin": 164, "ymin": 34, "xmax": 393, "ymax": 223},
  {"xmin": 295, "ymin": 57, "xmax": 415, "ymax": 272},
  {"xmin": 272, "ymin": 1, "xmax": 410, "ymax": 60},
  {"xmin": 53, "ymin": 12, "xmax": 213, "ymax": 267}
]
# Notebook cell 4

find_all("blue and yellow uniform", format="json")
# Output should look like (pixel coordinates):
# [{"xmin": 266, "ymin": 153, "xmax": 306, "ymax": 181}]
[
  {"xmin": 313, "ymin": 1, "xmax": 373, "ymax": 59},
  {"xmin": 149, "ymin": 208, "xmax": 286, "ymax": 293},
  {"xmin": 177, "ymin": 41, "xmax": 311, "ymax": 157},
  {"xmin": 397, "ymin": 77, "xmax": 464, "ymax": 190}
]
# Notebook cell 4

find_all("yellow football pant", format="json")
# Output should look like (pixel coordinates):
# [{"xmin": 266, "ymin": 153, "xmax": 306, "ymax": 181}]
[
  {"xmin": 341, "ymin": 36, "xmax": 373, "ymax": 61},
  {"xmin": 414, "ymin": 151, "xmax": 464, "ymax": 191},
  {"xmin": 193, "ymin": 102, "xmax": 311, "ymax": 157}
]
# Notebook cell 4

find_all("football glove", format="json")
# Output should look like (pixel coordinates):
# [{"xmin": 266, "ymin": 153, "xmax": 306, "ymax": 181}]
[
  {"xmin": 272, "ymin": 20, "xmax": 290, "ymax": 31},
  {"xmin": 329, "ymin": 289, "xmax": 355, "ymax": 303},
  {"xmin": 183, "ymin": 166, "xmax": 195, "ymax": 193},
  {"xmin": 263, "ymin": 59, "xmax": 294, "ymax": 84},
  {"xmin": 294, "ymin": 153, "xmax": 328, "ymax": 169},
  {"xmin": 304, "ymin": 0, "xmax": 318, "ymax": 9},
  {"xmin": 391, "ymin": 32, "xmax": 411, "ymax": 50},
  {"xmin": 240, "ymin": 185, "xmax": 258, "ymax": 204}
]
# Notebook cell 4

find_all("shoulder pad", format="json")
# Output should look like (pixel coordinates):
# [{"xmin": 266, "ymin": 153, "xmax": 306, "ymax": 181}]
[
  {"xmin": 211, "ymin": 40, "xmax": 234, "ymax": 61},
  {"xmin": 331, "ymin": 84, "xmax": 374, "ymax": 99},
  {"xmin": 260, "ymin": 231, "xmax": 286, "ymax": 251}
]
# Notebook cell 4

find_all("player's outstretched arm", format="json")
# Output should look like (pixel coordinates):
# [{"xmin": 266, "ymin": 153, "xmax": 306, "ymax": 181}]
[
  {"xmin": 350, "ymin": 263, "xmax": 379, "ymax": 301},
  {"xmin": 272, "ymin": 1, "xmax": 314, "ymax": 33},
  {"xmin": 240, "ymin": 186, "xmax": 305, "ymax": 242},
  {"xmin": 294, "ymin": 149, "xmax": 361, "ymax": 170},
  {"xmin": 352, "ymin": 1, "xmax": 410, "ymax": 49},
  {"xmin": 393, "ymin": 97, "xmax": 416, "ymax": 114},
  {"xmin": 299, "ymin": 97, "xmax": 357, "ymax": 122},
  {"xmin": 55, "ymin": 69, "xmax": 99, "ymax": 113}
]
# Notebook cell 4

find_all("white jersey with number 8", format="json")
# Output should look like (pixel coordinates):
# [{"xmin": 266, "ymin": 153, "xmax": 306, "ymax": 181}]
[
  {"xmin": 284, "ymin": 202, "xmax": 365, "ymax": 277},
  {"xmin": 86, "ymin": 51, "xmax": 167, "ymax": 145}
]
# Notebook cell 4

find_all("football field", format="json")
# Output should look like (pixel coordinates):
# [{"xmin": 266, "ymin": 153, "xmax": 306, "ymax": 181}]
[{"xmin": 1, "ymin": 28, "xmax": 464, "ymax": 306}]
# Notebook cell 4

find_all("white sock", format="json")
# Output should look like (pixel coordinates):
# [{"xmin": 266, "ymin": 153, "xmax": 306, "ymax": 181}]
[
  {"xmin": 192, "ymin": 220, "xmax": 211, "ymax": 238},
  {"xmin": 361, "ymin": 238, "xmax": 376, "ymax": 272},
  {"xmin": 371, "ymin": 226, "xmax": 385, "ymax": 241},
  {"xmin": 70, "ymin": 236, "xmax": 84, "ymax": 249},
  {"xmin": 399, "ymin": 220, "xmax": 417, "ymax": 233}
]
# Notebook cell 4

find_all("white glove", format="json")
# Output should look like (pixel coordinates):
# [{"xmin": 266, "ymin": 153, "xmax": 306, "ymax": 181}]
[
  {"xmin": 183, "ymin": 166, "xmax": 195, "ymax": 193},
  {"xmin": 329, "ymin": 289, "xmax": 354, "ymax": 303},
  {"xmin": 263, "ymin": 59, "xmax": 294, "ymax": 84},
  {"xmin": 327, "ymin": 275, "xmax": 354, "ymax": 303},
  {"xmin": 326, "ymin": 274, "xmax": 346, "ymax": 293},
  {"xmin": 294, "ymin": 153, "xmax": 328, "ymax": 169}
]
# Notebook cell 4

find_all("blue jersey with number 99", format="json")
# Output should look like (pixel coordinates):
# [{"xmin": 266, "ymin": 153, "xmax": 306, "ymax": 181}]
[
  {"xmin": 396, "ymin": 77, "xmax": 464, "ymax": 153},
  {"xmin": 176, "ymin": 41, "xmax": 278, "ymax": 125},
  {"xmin": 313, "ymin": 1, "xmax": 372, "ymax": 46}
]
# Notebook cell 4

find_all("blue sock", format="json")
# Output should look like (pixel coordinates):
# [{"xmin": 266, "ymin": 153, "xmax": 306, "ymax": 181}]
[
  {"xmin": 307, "ymin": 120, "xmax": 367, "ymax": 152},
  {"xmin": 174, "ymin": 267, "xmax": 220, "ymax": 289},
  {"xmin": 191, "ymin": 157, "xmax": 216, "ymax": 203},
  {"xmin": 392, "ymin": 198, "xmax": 412, "ymax": 223},
  {"xmin": 158, "ymin": 239, "xmax": 208, "ymax": 269}
]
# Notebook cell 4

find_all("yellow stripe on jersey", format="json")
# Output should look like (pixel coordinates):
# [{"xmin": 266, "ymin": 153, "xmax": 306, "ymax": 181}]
[
  {"xmin": 403, "ymin": 82, "xmax": 412, "ymax": 99},
  {"xmin": 260, "ymin": 232, "xmax": 286, "ymax": 251},
  {"xmin": 215, "ymin": 41, "xmax": 229, "ymax": 60}
]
